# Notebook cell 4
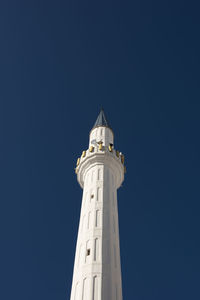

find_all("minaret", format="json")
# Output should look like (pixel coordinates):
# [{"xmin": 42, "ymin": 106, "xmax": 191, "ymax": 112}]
[{"xmin": 70, "ymin": 109, "xmax": 125, "ymax": 300}]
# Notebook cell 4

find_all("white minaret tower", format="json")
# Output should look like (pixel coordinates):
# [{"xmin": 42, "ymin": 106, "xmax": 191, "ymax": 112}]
[{"xmin": 70, "ymin": 109, "xmax": 125, "ymax": 300}]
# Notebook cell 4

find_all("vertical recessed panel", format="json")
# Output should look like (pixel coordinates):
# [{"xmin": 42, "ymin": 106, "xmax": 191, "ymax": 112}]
[
  {"xmin": 113, "ymin": 215, "xmax": 115, "ymax": 233},
  {"xmin": 114, "ymin": 244, "xmax": 117, "ymax": 268},
  {"xmin": 74, "ymin": 282, "xmax": 80, "ymax": 300},
  {"xmin": 94, "ymin": 238, "xmax": 99, "ymax": 261},
  {"xmin": 82, "ymin": 278, "xmax": 90, "ymax": 300},
  {"xmin": 112, "ymin": 174, "xmax": 114, "ymax": 185},
  {"xmin": 95, "ymin": 210, "xmax": 100, "ymax": 227},
  {"xmin": 97, "ymin": 188, "xmax": 102, "ymax": 202},
  {"xmin": 113, "ymin": 191, "xmax": 115, "ymax": 207},
  {"xmin": 107, "ymin": 170, "xmax": 109, "ymax": 184},
  {"xmin": 88, "ymin": 212, "xmax": 91, "ymax": 229},
  {"xmin": 92, "ymin": 276, "xmax": 99, "ymax": 300},
  {"xmin": 98, "ymin": 169, "xmax": 102, "ymax": 180}
]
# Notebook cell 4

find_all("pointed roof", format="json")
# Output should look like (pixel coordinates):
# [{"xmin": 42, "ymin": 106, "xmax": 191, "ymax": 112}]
[{"xmin": 92, "ymin": 109, "xmax": 111, "ymax": 129}]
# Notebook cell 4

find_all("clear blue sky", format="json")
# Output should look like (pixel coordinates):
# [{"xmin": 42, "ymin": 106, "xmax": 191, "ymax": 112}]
[{"xmin": 1, "ymin": 1, "xmax": 200, "ymax": 299}]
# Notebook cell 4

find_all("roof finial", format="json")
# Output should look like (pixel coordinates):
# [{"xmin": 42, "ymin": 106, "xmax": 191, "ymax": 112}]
[{"xmin": 92, "ymin": 108, "xmax": 111, "ymax": 130}]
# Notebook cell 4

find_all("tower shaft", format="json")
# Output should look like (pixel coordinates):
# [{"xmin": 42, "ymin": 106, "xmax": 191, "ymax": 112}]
[{"xmin": 70, "ymin": 111, "xmax": 125, "ymax": 300}]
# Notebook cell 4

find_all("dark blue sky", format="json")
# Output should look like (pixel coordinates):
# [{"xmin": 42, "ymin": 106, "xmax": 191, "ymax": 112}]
[{"xmin": 1, "ymin": 0, "xmax": 200, "ymax": 299}]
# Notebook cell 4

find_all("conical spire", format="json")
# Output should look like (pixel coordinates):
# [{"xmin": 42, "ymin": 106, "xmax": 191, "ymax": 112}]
[{"xmin": 92, "ymin": 108, "xmax": 111, "ymax": 129}]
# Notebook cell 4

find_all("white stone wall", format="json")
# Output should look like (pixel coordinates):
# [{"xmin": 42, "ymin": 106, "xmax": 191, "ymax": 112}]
[
  {"xmin": 70, "ymin": 126, "xmax": 124, "ymax": 300},
  {"xmin": 89, "ymin": 126, "xmax": 114, "ymax": 148}
]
